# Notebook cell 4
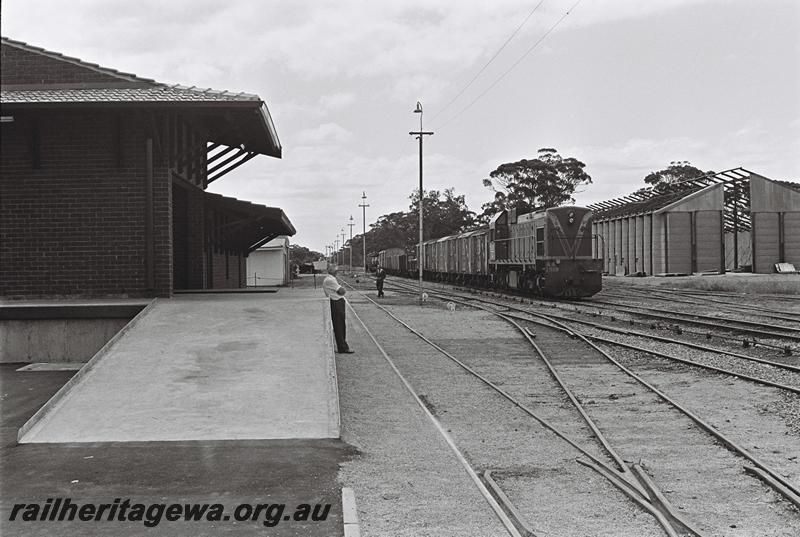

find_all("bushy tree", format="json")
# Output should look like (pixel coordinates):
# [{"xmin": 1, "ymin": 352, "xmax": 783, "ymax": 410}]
[
  {"xmin": 479, "ymin": 148, "xmax": 591, "ymax": 222},
  {"xmin": 408, "ymin": 188, "xmax": 476, "ymax": 242},
  {"xmin": 356, "ymin": 188, "xmax": 476, "ymax": 255},
  {"xmin": 289, "ymin": 244, "xmax": 323, "ymax": 266},
  {"xmin": 368, "ymin": 210, "xmax": 417, "ymax": 252},
  {"xmin": 643, "ymin": 161, "xmax": 713, "ymax": 190}
]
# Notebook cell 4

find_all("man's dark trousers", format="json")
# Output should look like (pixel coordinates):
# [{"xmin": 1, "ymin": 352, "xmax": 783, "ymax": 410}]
[
  {"xmin": 330, "ymin": 298, "xmax": 349, "ymax": 352},
  {"xmin": 377, "ymin": 280, "xmax": 384, "ymax": 297}
]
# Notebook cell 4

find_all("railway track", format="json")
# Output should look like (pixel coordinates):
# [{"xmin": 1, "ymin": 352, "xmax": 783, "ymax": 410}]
[
  {"xmin": 344, "ymin": 277, "xmax": 800, "ymax": 536},
  {"xmin": 370, "ymin": 275, "xmax": 800, "ymax": 381},
  {"xmin": 583, "ymin": 297, "xmax": 800, "ymax": 341},
  {"xmin": 394, "ymin": 278, "xmax": 800, "ymax": 390},
  {"xmin": 477, "ymin": 290, "xmax": 798, "ymax": 355},
  {"xmin": 389, "ymin": 274, "xmax": 800, "ymax": 350},
  {"xmin": 602, "ymin": 281, "xmax": 800, "ymax": 306},
  {"xmin": 598, "ymin": 287, "xmax": 800, "ymax": 324}
]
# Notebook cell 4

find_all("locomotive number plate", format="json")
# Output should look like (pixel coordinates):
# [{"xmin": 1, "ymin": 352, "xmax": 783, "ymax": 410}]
[{"xmin": 547, "ymin": 266, "xmax": 559, "ymax": 272}]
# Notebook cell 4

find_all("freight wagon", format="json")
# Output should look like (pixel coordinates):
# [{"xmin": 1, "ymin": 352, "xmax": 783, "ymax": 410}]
[{"xmin": 379, "ymin": 206, "xmax": 602, "ymax": 298}]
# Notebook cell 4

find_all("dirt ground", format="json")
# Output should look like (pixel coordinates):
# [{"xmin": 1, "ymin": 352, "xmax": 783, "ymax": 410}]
[{"xmin": 336, "ymin": 274, "xmax": 800, "ymax": 536}]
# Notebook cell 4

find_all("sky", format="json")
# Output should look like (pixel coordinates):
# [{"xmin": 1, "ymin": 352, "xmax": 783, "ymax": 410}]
[{"xmin": 3, "ymin": 0, "xmax": 799, "ymax": 253}]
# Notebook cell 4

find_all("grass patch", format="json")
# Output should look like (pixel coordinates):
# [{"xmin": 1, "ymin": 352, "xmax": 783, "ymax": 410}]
[{"xmin": 660, "ymin": 275, "xmax": 800, "ymax": 295}]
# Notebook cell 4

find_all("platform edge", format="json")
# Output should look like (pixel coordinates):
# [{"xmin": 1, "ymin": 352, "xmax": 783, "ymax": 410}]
[{"xmin": 17, "ymin": 298, "xmax": 159, "ymax": 443}]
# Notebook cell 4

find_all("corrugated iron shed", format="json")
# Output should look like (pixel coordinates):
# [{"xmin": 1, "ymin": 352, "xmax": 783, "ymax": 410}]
[{"xmin": 590, "ymin": 169, "xmax": 800, "ymax": 275}]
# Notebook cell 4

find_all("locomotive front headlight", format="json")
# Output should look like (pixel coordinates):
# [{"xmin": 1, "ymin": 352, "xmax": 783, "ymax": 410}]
[{"xmin": 568, "ymin": 211, "xmax": 575, "ymax": 224}]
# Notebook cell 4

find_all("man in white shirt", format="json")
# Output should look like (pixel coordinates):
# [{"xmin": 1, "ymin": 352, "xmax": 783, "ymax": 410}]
[{"xmin": 323, "ymin": 266, "xmax": 354, "ymax": 354}]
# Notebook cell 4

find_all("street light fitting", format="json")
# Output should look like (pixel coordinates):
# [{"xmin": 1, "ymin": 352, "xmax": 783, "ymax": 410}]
[{"xmin": 413, "ymin": 102, "xmax": 423, "ymax": 114}]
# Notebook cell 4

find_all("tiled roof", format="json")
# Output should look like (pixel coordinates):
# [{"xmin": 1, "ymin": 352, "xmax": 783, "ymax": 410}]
[
  {"xmin": 2, "ymin": 86, "xmax": 260, "ymax": 104},
  {"xmin": 1, "ymin": 36, "xmax": 281, "ymax": 158}
]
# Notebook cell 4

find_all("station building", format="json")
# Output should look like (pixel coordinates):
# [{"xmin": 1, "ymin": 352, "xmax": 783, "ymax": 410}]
[
  {"xmin": 0, "ymin": 37, "xmax": 295, "ymax": 299},
  {"xmin": 589, "ymin": 169, "xmax": 800, "ymax": 275}
]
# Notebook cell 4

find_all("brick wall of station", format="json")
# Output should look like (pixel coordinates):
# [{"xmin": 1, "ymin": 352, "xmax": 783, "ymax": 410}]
[{"xmin": 0, "ymin": 111, "xmax": 172, "ymax": 298}]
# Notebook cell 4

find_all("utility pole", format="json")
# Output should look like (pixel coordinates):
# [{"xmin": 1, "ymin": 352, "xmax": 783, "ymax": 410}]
[
  {"xmin": 334, "ymin": 239, "xmax": 339, "ymax": 266},
  {"xmin": 348, "ymin": 215, "xmax": 355, "ymax": 271},
  {"xmin": 359, "ymin": 192, "xmax": 369, "ymax": 273},
  {"xmin": 410, "ymin": 101, "xmax": 433, "ymax": 304}
]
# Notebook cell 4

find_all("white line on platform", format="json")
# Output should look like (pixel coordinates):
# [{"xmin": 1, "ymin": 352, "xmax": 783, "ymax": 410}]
[{"xmin": 341, "ymin": 487, "xmax": 360, "ymax": 537}]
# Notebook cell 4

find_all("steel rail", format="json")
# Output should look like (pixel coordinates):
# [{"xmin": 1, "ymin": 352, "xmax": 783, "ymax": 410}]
[
  {"xmin": 482, "ymin": 471, "xmax": 538, "ymax": 537},
  {"xmin": 500, "ymin": 313, "xmax": 634, "ymax": 477},
  {"xmin": 356, "ymin": 280, "xmax": 708, "ymax": 535},
  {"xmin": 345, "ymin": 283, "xmax": 648, "ymax": 493},
  {"xmin": 499, "ymin": 310, "xmax": 800, "ymax": 395},
  {"xmin": 392, "ymin": 280, "xmax": 800, "ymax": 375},
  {"xmin": 603, "ymin": 283, "xmax": 800, "ymax": 303},
  {"xmin": 605, "ymin": 285, "xmax": 800, "ymax": 317},
  {"xmin": 378, "ymin": 280, "xmax": 800, "ymax": 507},
  {"xmin": 440, "ymin": 282, "xmax": 796, "ymax": 351},
  {"xmin": 345, "ymin": 300, "xmax": 525, "ymax": 537},
  {"xmin": 344, "ymin": 282, "xmax": 694, "ymax": 536},
  {"xmin": 515, "ymin": 308, "xmax": 800, "ymax": 374},
  {"xmin": 414, "ymin": 285, "xmax": 800, "ymax": 502},
  {"xmin": 586, "ymin": 298, "xmax": 800, "ymax": 336},
  {"xmin": 598, "ymin": 289, "xmax": 800, "ymax": 323},
  {"xmin": 391, "ymin": 282, "xmax": 800, "ymax": 392}
]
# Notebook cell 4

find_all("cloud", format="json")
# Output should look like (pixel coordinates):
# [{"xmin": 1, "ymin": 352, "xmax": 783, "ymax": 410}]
[
  {"xmin": 3, "ymin": 0, "xmax": 794, "ymax": 252},
  {"xmin": 318, "ymin": 93, "xmax": 357, "ymax": 110},
  {"xmin": 294, "ymin": 123, "xmax": 354, "ymax": 145},
  {"xmin": 569, "ymin": 127, "xmax": 800, "ymax": 205}
]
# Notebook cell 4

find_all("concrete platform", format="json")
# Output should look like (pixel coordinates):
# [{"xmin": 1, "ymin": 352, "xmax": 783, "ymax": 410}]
[{"xmin": 18, "ymin": 290, "xmax": 339, "ymax": 443}]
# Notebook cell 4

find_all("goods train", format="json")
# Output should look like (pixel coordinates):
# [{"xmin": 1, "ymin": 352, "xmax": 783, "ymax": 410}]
[{"xmin": 378, "ymin": 206, "xmax": 602, "ymax": 298}]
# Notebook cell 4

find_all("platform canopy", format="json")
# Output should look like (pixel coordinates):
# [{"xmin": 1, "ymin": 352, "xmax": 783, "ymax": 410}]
[
  {"xmin": 204, "ymin": 192, "xmax": 296, "ymax": 253},
  {"xmin": 0, "ymin": 37, "xmax": 281, "ymax": 159}
]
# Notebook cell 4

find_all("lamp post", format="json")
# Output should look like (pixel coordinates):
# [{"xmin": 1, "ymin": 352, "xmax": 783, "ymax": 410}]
[
  {"xmin": 348, "ymin": 215, "xmax": 355, "ymax": 271},
  {"xmin": 340, "ymin": 228, "xmax": 346, "ymax": 267},
  {"xmin": 410, "ymin": 101, "xmax": 433, "ymax": 304},
  {"xmin": 334, "ymin": 239, "xmax": 339, "ymax": 266},
  {"xmin": 359, "ymin": 192, "xmax": 369, "ymax": 273}
]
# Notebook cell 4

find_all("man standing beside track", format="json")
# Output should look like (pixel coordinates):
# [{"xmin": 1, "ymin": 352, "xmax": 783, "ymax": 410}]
[
  {"xmin": 323, "ymin": 266, "xmax": 354, "ymax": 354},
  {"xmin": 375, "ymin": 264, "xmax": 386, "ymax": 298}
]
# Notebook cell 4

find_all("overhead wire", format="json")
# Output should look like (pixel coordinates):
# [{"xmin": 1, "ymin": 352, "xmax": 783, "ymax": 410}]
[
  {"xmin": 431, "ymin": 0, "xmax": 583, "ymax": 132},
  {"xmin": 426, "ymin": 0, "xmax": 546, "ymax": 124}
]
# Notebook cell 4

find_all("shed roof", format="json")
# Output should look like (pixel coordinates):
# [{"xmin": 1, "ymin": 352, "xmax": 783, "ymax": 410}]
[
  {"xmin": 204, "ymin": 192, "xmax": 295, "ymax": 253},
  {"xmin": 588, "ymin": 167, "xmax": 760, "ymax": 231},
  {"xmin": 255, "ymin": 236, "xmax": 290, "ymax": 251},
  {"xmin": 0, "ymin": 37, "xmax": 280, "ymax": 157}
]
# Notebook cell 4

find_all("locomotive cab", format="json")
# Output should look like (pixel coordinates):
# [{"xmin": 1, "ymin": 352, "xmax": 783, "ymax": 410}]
[{"xmin": 489, "ymin": 206, "xmax": 602, "ymax": 297}]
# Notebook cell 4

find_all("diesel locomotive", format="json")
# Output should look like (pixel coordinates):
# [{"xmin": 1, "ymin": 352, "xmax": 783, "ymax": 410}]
[{"xmin": 378, "ymin": 206, "xmax": 602, "ymax": 298}]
